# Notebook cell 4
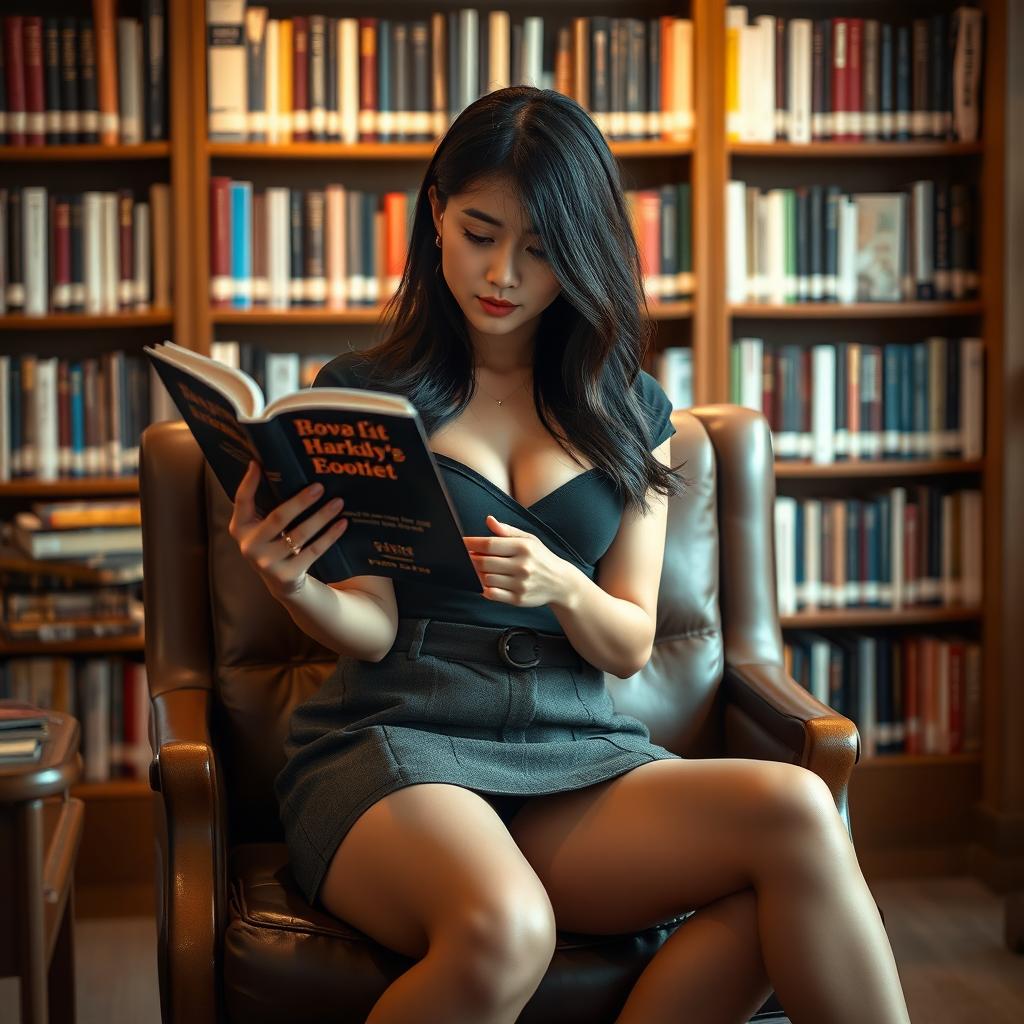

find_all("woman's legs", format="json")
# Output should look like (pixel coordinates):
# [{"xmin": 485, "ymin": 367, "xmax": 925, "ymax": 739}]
[
  {"xmin": 508, "ymin": 758, "xmax": 911, "ymax": 1024},
  {"xmin": 318, "ymin": 782, "xmax": 556, "ymax": 1024}
]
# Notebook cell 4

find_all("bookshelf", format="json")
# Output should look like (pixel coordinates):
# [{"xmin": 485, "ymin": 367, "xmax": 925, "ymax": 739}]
[{"xmin": 0, "ymin": 0, "xmax": 1016, "ymax": 906}]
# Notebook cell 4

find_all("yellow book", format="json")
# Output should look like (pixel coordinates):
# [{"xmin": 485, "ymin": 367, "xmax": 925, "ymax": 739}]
[
  {"xmin": 278, "ymin": 18, "xmax": 293, "ymax": 143},
  {"xmin": 725, "ymin": 6, "xmax": 748, "ymax": 142}
]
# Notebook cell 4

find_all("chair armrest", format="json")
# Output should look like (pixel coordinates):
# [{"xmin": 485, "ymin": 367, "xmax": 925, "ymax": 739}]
[
  {"xmin": 722, "ymin": 661, "xmax": 860, "ymax": 834},
  {"xmin": 149, "ymin": 687, "xmax": 226, "ymax": 1024}
]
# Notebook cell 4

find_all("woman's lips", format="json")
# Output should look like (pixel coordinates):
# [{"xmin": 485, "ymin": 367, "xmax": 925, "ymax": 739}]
[{"xmin": 478, "ymin": 297, "xmax": 519, "ymax": 317}]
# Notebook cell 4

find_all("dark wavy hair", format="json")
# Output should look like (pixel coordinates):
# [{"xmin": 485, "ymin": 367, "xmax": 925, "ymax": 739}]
[{"xmin": 354, "ymin": 85, "xmax": 689, "ymax": 517}]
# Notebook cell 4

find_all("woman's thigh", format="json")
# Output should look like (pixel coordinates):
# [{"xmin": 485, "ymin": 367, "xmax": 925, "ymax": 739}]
[
  {"xmin": 318, "ymin": 782, "xmax": 555, "ymax": 960},
  {"xmin": 508, "ymin": 757, "xmax": 844, "ymax": 935}
]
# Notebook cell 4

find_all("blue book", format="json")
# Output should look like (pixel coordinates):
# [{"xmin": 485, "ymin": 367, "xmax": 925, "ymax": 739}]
[
  {"xmin": 229, "ymin": 181, "xmax": 253, "ymax": 310},
  {"xmin": 70, "ymin": 361, "xmax": 85, "ymax": 477}
]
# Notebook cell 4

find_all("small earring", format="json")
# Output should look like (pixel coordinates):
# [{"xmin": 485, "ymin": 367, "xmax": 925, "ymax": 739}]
[{"xmin": 435, "ymin": 234, "xmax": 441, "ymax": 248}]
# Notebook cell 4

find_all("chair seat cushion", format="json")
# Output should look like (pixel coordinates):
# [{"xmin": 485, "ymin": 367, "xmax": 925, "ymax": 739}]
[{"xmin": 223, "ymin": 842, "xmax": 696, "ymax": 1024}]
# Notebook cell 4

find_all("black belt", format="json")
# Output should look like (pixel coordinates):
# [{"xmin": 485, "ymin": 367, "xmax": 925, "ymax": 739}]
[{"xmin": 394, "ymin": 618, "xmax": 582, "ymax": 670}]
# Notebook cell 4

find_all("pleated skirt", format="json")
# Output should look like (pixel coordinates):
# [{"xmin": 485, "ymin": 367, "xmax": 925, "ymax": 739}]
[{"xmin": 274, "ymin": 617, "xmax": 682, "ymax": 906}]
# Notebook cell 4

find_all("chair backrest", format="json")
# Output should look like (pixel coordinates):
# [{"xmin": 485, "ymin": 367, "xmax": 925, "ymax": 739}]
[{"xmin": 139, "ymin": 404, "xmax": 785, "ymax": 846}]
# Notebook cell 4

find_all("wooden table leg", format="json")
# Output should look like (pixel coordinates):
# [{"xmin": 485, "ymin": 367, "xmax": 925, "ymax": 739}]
[
  {"xmin": 16, "ymin": 798, "xmax": 47, "ymax": 1024},
  {"xmin": 47, "ymin": 884, "xmax": 76, "ymax": 1023}
]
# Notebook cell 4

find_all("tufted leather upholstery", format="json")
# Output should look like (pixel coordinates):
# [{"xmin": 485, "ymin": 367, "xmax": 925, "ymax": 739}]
[{"xmin": 141, "ymin": 404, "xmax": 860, "ymax": 1024}]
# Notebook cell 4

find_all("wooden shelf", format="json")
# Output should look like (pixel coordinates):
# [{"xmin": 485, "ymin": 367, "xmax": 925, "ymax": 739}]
[
  {"xmin": 729, "ymin": 141, "xmax": 984, "ymax": 159},
  {"xmin": 70, "ymin": 778, "xmax": 150, "ymax": 799},
  {"xmin": 0, "ymin": 477, "xmax": 139, "ymax": 497},
  {"xmin": 774, "ymin": 458, "xmax": 984, "ymax": 479},
  {"xmin": 0, "ymin": 311, "xmax": 173, "ymax": 330},
  {"xmin": 780, "ymin": 607, "xmax": 982, "ymax": 629},
  {"xmin": 729, "ymin": 301, "xmax": 984, "ymax": 319},
  {"xmin": 858, "ymin": 752, "xmax": 983, "ymax": 768},
  {"xmin": 0, "ymin": 634, "xmax": 144, "ymax": 656},
  {"xmin": 0, "ymin": 142, "xmax": 171, "ymax": 161},
  {"xmin": 207, "ymin": 139, "xmax": 693, "ymax": 160},
  {"xmin": 211, "ymin": 300, "xmax": 694, "ymax": 325}
]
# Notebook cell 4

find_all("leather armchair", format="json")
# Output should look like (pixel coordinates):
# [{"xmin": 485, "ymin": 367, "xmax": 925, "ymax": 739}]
[{"xmin": 140, "ymin": 404, "xmax": 862, "ymax": 1024}]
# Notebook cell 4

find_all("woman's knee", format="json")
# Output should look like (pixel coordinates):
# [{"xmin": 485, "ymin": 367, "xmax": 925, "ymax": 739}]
[{"xmin": 432, "ymin": 891, "xmax": 557, "ymax": 1005}]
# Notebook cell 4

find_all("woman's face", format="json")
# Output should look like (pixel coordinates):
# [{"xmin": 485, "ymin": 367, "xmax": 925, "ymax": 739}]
[{"xmin": 428, "ymin": 179, "xmax": 562, "ymax": 355}]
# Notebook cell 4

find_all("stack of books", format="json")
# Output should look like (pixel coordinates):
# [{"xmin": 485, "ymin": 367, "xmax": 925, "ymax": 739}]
[{"xmin": 0, "ymin": 700, "xmax": 49, "ymax": 764}]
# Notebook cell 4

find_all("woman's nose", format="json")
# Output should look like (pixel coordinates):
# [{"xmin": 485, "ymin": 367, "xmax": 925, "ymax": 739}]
[{"xmin": 486, "ymin": 243, "xmax": 520, "ymax": 288}]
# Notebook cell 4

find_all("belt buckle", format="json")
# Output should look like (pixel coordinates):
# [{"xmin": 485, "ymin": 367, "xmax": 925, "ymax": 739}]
[{"xmin": 498, "ymin": 627, "xmax": 541, "ymax": 669}]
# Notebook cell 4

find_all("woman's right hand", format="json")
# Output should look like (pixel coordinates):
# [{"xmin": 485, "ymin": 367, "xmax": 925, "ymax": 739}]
[{"xmin": 228, "ymin": 460, "xmax": 349, "ymax": 601}]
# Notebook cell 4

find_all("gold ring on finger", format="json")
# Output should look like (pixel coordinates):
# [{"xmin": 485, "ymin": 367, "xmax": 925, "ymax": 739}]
[{"xmin": 280, "ymin": 530, "xmax": 302, "ymax": 557}]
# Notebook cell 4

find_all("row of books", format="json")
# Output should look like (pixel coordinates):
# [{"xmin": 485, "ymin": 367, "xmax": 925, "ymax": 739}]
[
  {"xmin": 725, "ymin": 6, "xmax": 985, "ymax": 144},
  {"xmin": 210, "ymin": 178, "xmax": 694, "ymax": 309},
  {"xmin": 784, "ymin": 630, "xmax": 981, "ymax": 757},
  {"xmin": 725, "ymin": 180, "xmax": 979, "ymax": 305},
  {"xmin": 1, "ymin": 655, "xmax": 151, "ymax": 782},
  {"xmin": 0, "ymin": 351, "xmax": 179, "ymax": 482},
  {"xmin": 207, "ymin": 5, "xmax": 694, "ymax": 143},
  {"xmin": 1, "ymin": 185, "xmax": 172, "ymax": 316},
  {"xmin": 1, "ymin": 5, "xmax": 168, "ymax": 147},
  {"xmin": 773, "ymin": 486, "xmax": 982, "ymax": 615},
  {"xmin": 730, "ymin": 337, "xmax": 984, "ymax": 463}
]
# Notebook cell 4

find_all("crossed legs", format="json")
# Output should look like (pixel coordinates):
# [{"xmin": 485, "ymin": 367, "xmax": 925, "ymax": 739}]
[{"xmin": 317, "ymin": 757, "xmax": 912, "ymax": 1024}]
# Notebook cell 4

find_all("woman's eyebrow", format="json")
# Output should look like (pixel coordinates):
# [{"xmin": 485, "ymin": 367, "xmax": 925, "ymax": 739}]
[{"xmin": 461, "ymin": 207, "xmax": 539, "ymax": 236}]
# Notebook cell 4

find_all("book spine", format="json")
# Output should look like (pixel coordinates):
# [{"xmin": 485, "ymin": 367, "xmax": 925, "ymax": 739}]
[
  {"xmin": 59, "ymin": 18, "xmax": 80, "ymax": 143},
  {"xmin": 79, "ymin": 18, "xmax": 99, "ymax": 143},
  {"xmin": 4, "ymin": 18, "xmax": 27, "ymax": 146},
  {"xmin": 142, "ymin": 0, "xmax": 166, "ymax": 140},
  {"xmin": 91, "ymin": 0, "xmax": 119, "ymax": 144},
  {"xmin": 291, "ymin": 15, "xmax": 310, "ymax": 141},
  {"xmin": 206, "ymin": 0, "xmax": 247, "ymax": 141},
  {"xmin": 23, "ymin": 16, "xmax": 46, "ymax": 146},
  {"xmin": 43, "ymin": 17, "xmax": 61, "ymax": 145}
]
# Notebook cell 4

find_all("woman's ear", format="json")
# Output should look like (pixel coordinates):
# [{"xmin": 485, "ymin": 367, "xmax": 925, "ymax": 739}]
[{"xmin": 427, "ymin": 185, "xmax": 445, "ymax": 239}]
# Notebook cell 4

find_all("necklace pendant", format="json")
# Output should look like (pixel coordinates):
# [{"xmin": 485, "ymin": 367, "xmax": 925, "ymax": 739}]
[{"xmin": 497, "ymin": 400, "xmax": 502, "ymax": 406}]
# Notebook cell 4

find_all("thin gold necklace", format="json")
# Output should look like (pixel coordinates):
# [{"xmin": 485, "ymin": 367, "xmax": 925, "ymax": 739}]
[{"xmin": 475, "ymin": 375, "xmax": 531, "ymax": 407}]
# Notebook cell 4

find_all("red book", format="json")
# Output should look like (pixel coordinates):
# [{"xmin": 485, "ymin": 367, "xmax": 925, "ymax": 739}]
[
  {"xmin": 52, "ymin": 195, "xmax": 71, "ymax": 310},
  {"xmin": 22, "ymin": 16, "xmax": 45, "ymax": 145},
  {"xmin": 948, "ymin": 638, "xmax": 964, "ymax": 754},
  {"xmin": 209, "ymin": 176, "xmax": 232, "ymax": 307},
  {"xmin": 3, "ymin": 18, "xmax": 27, "ymax": 145},
  {"xmin": 118, "ymin": 189, "xmax": 134, "ymax": 310},
  {"xmin": 831, "ymin": 19, "xmax": 850, "ymax": 142},
  {"xmin": 847, "ymin": 18, "xmax": 863, "ymax": 142},
  {"xmin": 292, "ymin": 16, "xmax": 310, "ymax": 142},
  {"xmin": 904, "ymin": 637, "xmax": 919, "ymax": 755},
  {"xmin": 359, "ymin": 18, "xmax": 378, "ymax": 143}
]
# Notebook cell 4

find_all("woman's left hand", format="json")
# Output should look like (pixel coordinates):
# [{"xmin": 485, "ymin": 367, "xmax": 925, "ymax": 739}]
[{"xmin": 464, "ymin": 515, "xmax": 576, "ymax": 607}]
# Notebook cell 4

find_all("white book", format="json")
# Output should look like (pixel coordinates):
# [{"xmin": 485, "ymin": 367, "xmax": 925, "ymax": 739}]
[
  {"xmin": 890, "ymin": 486, "xmax": 905, "ymax": 609},
  {"xmin": 737, "ymin": 337, "xmax": 763, "ymax": 411},
  {"xmin": 765, "ymin": 189, "xmax": 786, "ymax": 305},
  {"xmin": 811, "ymin": 345, "xmax": 836, "ymax": 464},
  {"xmin": 325, "ymin": 184, "xmax": 347, "ymax": 308},
  {"xmin": 522, "ymin": 17, "xmax": 544, "ymax": 91},
  {"xmin": 266, "ymin": 187, "xmax": 290, "ymax": 309},
  {"xmin": 736, "ymin": 24, "xmax": 759, "ymax": 141},
  {"xmin": 960, "ymin": 490, "xmax": 983, "ymax": 606},
  {"xmin": 264, "ymin": 352, "xmax": 301, "ymax": 405},
  {"xmin": 0, "ymin": 356, "xmax": 8, "ymax": 481},
  {"xmin": 725, "ymin": 181, "xmax": 747, "ymax": 303},
  {"xmin": 117, "ymin": 19, "xmax": 143, "ymax": 144},
  {"xmin": 339, "ymin": 19, "xmax": 360, "ymax": 144},
  {"xmin": 102, "ymin": 193, "xmax": 119, "ymax": 313},
  {"xmin": 836, "ymin": 196, "xmax": 858, "ymax": 303},
  {"xmin": 211, "ymin": 340, "xmax": 241, "ymax": 368},
  {"xmin": 22, "ymin": 187, "xmax": 48, "ymax": 316},
  {"xmin": 774, "ymin": 496, "xmax": 797, "ymax": 616},
  {"xmin": 485, "ymin": 11, "xmax": 510, "ymax": 93},
  {"xmin": 960, "ymin": 337, "xmax": 984, "ymax": 459},
  {"xmin": 753, "ymin": 17, "xmax": 775, "ymax": 143},
  {"xmin": 207, "ymin": 0, "xmax": 248, "ymax": 140},
  {"xmin": 804, "ymin": 499, "xmax": 821, "ymax": 608},
  {"xmin": 459, "ymin": 9, "xmax": 479, "ymax": 112},
  {"xmin": 83, "ymin": 193, "xmax": 104, "ymax": 314},
  {"xmin": 788, "ymin": 19, "xmax": 813, "ymax": 143},
  {"xmin": 34, "ymin": 356, "xmax": 59, "ymax": 481},
  {"xmin": 133, "ymin": 201, "xmax": 150, "ymax": 308}
]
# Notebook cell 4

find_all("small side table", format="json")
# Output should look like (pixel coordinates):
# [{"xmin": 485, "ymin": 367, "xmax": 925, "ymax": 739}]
[{"xmin": 0, "ymin": 709, "xmax": 85, "ymax": 1024}]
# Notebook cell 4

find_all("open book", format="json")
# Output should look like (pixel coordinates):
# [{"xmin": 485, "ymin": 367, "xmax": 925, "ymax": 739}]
[{"xmin": 144, "ymin": 341, "xmax": 481, "ymax": 591}]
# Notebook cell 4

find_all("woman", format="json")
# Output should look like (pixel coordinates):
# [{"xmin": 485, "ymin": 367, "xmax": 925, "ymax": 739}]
[{"xmin": 229, "ymin": 86, "xmax": 911, "ymax": 1024}]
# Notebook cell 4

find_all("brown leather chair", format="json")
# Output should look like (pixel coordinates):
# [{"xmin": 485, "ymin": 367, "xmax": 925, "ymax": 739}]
[{"xmin": 140, "ymin": 404, "xmax": 862, "ymax": 1024}]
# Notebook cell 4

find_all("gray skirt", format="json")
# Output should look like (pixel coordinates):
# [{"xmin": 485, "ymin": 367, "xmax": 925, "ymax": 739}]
[{"xmin": 274, "ymin": 616, "xmax": 682, "ymax": 906}]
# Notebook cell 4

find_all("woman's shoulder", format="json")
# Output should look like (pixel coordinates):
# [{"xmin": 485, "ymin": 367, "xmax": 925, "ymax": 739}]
[{"xmin": 633, "ymin": 369, "xmax": 676, "ymax": 449}]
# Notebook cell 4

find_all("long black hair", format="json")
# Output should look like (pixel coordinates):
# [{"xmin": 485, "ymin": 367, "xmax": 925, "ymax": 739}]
[{"xmin": 355, "ymin": 85, "xmax": 689, "ymax": 517}]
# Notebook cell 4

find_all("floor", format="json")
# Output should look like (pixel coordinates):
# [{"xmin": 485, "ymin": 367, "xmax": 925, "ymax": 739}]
[{"xmin": 1, "ymin": 877, "xmax": 1022, "ymax": 1022}]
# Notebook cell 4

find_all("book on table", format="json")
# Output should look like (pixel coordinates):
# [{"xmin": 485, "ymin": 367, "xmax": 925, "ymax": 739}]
[{"xmin": 143, "ymin": 341, "xmax": 481, "ymax": 591}]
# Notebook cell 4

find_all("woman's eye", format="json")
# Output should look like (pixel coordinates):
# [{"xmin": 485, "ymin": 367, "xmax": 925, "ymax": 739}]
[{"xmin": 463, "ymin": 229, "xmax": 547, "ymax": 260}]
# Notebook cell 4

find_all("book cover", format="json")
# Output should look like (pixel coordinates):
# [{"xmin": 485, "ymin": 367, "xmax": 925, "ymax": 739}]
[{"xmin": 143, "ymin": 341, "xmax": 481, "ymax": 593}]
